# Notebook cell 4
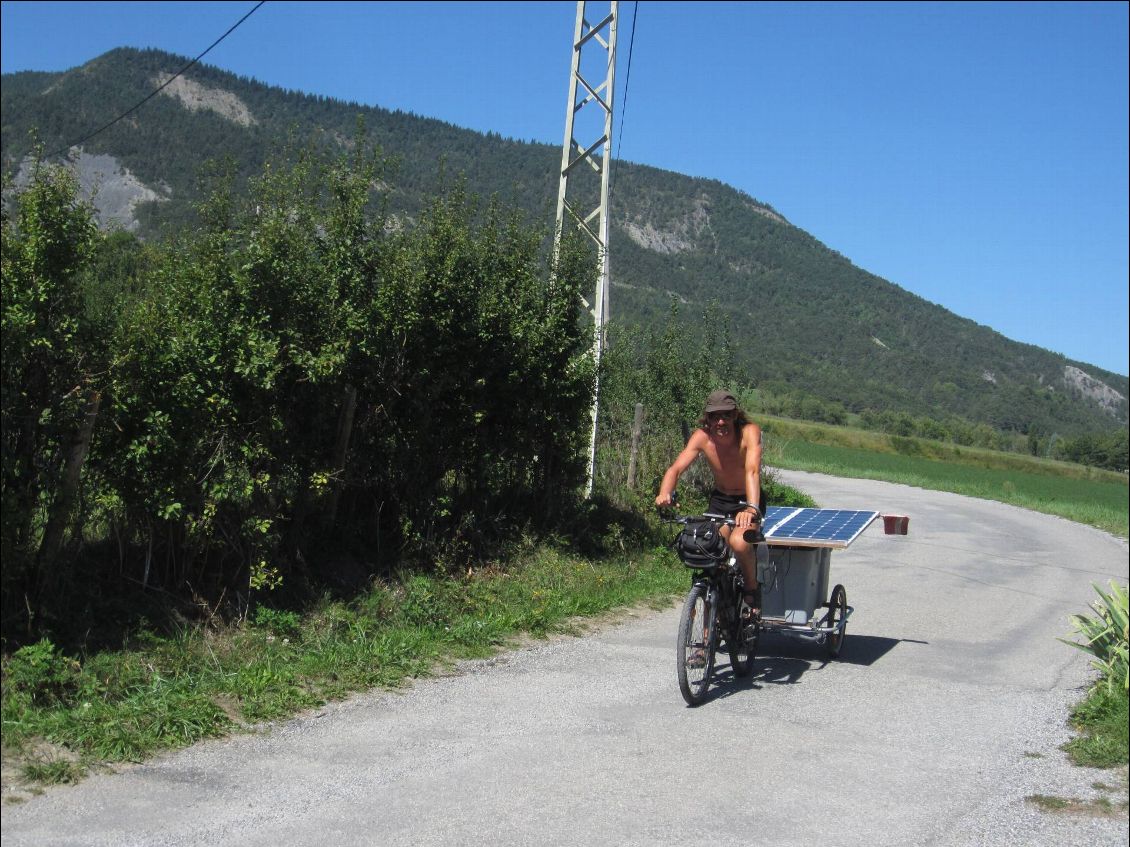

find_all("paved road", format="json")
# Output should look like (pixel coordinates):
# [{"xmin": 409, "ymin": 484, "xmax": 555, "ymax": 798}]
[{"xmin": 4, "ymin": 472, "xmax": 1128, "ymax": 846}]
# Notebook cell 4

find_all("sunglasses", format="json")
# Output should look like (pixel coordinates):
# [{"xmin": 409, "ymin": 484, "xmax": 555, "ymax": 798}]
[{"xmin": 709, "ymin": 410, "xmax": 736, "ymax": 420}]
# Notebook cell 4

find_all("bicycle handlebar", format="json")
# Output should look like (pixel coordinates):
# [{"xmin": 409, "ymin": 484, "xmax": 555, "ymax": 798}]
[
  {"xmin": 659, "ymin": 491, "xmax": 761, "ymax": 522},
  {"xmin": 665, "ymin": 512, "xmax": 739, "ymax": 527},
  {"xmin": 659, "ymin": 490, "xmax": 761, "ymax": 517},
  {"xmin": 659, "ymin": 493, "xmax": 764, "ymax": 543}
]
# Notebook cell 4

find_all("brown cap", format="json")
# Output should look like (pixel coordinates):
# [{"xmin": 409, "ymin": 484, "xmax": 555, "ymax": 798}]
[{"xmin": 704, "ymin": 390, "xmax": 738, "ymax": 413}]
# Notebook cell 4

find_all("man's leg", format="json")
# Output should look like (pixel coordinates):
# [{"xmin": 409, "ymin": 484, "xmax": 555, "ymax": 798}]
[{"xmin": 725, "ymin": 528, "xmax": 760, "ymax": 615}]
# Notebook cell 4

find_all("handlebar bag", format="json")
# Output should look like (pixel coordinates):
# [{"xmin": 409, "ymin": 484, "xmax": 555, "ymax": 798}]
[{"xmin": 673, "ymin": 520, "xmax": 728, "ymax": 568}]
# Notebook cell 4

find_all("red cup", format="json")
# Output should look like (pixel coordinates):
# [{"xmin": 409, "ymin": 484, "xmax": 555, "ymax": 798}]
[{"xmin": 882, "ymin": 514, "xmax": 909, "ymax": 535}]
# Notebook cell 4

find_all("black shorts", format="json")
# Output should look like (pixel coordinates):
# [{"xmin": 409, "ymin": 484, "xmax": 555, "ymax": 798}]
[{"xmin": 708, "ymin": 489, "xmax": 768, "ymax": 518}]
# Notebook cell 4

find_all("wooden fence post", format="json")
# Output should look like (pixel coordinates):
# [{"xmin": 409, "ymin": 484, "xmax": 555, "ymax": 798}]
[
  {"xmin": 37, "ymin": 388, "xmax": 101, "ymax": 572},
  {"xmin": 324, "ymin": 384, "xmax": 358, "ymax": 529},
  {"xmin": 626, "ymin": 402, "xmax": 644, "ymax": 490}
]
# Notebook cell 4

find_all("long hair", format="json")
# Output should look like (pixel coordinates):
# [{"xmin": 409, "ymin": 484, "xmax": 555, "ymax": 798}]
[{"xmin": 697, "ymin": 406, "xmax": 751, "ymax": 434}]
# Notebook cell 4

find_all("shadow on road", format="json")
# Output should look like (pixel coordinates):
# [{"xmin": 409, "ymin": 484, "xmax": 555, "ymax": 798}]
[
  {"xmin": 701, "ymin": 633, "xmax": 927, "ymax": 703},
  {"xmin": 836, "ymin": 633, "xmax": 927, "ymax": 666}
]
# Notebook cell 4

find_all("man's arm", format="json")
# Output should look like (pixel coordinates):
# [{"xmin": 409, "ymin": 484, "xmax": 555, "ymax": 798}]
[
  {"xmin": 736, "ymin": 423, "xmax": 763, "ymax": 527},
  {"xmin": 655, "ymin": 430, "xmax": 705, "ymax": 507}
]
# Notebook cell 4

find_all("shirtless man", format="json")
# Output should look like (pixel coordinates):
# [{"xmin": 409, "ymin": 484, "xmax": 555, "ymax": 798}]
[{"xmin": 655, "ymin": 389, "xmax": 765, "ymax": 615}]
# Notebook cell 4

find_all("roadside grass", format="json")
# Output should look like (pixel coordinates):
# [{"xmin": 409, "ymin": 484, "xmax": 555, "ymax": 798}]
[
  {"xmin": 1027, "ymin": 791, "xmax": 1129, "ymax": 818},
  {"xmin": 19, "ymin": 756, "xmax": 84, "ymax": 786},
  {"xmin": 1064, "ymin": 685, "xmax": 1129, "ymax": 768},
  {"xmin": 1, "ymin": 539, "xmax": 689, "ymax": 790},
  {"xmin": 761, "ymin": 418, "xmax": 1128, "ymax": 538},
  {"xmin": 1058, "ymin": 579, "xmax": 1130, "ymax": 794}
]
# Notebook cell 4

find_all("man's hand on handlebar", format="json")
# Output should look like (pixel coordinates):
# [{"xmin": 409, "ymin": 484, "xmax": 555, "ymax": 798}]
[
  {"xmin": 655, "ymin": 490, "xmax": 677, "ymax": 510},
  {"xmin": 733, "ymin": 507, "xmax": 760, "ymax": 530},
  {"xmin": 735, "ymin": 503, "xmax": 764, "ymax": 543}
]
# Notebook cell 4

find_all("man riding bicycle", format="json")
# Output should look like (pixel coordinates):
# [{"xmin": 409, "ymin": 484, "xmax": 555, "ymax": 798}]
[{"xmin": 655, "ymin": 389, "xmax": 765, "ymax": 618}]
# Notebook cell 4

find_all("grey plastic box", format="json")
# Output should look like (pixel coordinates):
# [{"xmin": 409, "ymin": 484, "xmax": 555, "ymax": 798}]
[{"xmin": 759, "ymin": 546, "xmax": 831, "ymax": 624}]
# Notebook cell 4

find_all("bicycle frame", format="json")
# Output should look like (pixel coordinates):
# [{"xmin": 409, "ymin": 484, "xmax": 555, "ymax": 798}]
[{"xmin": 670, "ymin": 510, "xmax": 759, "ymax": 705}]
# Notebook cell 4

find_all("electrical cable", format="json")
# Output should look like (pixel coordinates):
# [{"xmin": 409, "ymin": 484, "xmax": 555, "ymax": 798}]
[
  {"xmin": 613, "ymin": 0, "xmax": 638, "ymax": 166},
  {"xmin": 606, "ymin": 0, "xmax": 638, "ymax": 213},
  {"xmin": 46, "ymin": 1, "xmax": 267, "ymax": 159}
]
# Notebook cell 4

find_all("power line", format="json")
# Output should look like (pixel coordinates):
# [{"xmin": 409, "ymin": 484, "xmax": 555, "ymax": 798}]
[
  {"xmin": 614, "ymin": 1, "xmax": 638, "ymax": 164},
  {"xmin": 47, "ymin": 1, "xmax": 267, "ymax": 159},
  {"xmin": 610, "ymin": 0, "xmax": 638, "ymax": 205}
]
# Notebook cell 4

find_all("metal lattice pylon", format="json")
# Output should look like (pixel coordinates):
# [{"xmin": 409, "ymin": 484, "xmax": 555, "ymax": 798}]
[{"xmin": 554, "ymin": 1, "xmax": 618, "ymax": 496}]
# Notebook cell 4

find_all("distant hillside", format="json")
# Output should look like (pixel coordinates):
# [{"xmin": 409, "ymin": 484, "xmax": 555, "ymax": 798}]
[{"xmin": 3, "ymin": 47, "xmax": 1125, "ymax": 437}]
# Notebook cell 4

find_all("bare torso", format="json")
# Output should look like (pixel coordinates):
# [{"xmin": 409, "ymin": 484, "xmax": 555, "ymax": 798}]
[
  {"xmin": 656, "ymin": 416, "xmax": 763, "ymax": 512},
  {"xmin": 656, "ymin": 415, "xmax": 764, "ymax": 591},
  {"xmin": 696, "ymin": 423, "xmax": 757, "ymax": 494}
]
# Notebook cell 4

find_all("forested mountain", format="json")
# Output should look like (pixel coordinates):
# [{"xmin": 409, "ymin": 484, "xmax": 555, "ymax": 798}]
[{"xmin": 3, "ymin": 47, "xmax": 1126, "ymax": 438}]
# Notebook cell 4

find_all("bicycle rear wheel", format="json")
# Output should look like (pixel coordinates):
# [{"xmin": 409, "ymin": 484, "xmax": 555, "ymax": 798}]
[
  {"xmin": 727, "ymin": 617, "xmax": 758, "ymax": 677},
  {"xmin": 677, "ymin": 582, "xmax": 717, "ymax": 706}
]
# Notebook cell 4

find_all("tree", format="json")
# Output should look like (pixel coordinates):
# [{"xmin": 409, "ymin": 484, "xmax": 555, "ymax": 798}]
[{"xmin": 1, "ymin": 156, "xmax": 100, "ymax": 607}]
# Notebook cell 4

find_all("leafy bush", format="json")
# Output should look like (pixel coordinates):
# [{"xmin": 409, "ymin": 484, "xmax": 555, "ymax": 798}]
[
  {"xmin": 1, "ymin": 157, "xmax": 101, "ymax": 606},
  {"xmin": 2, "ymin": 142, "xmax": 597, "ymax": 637},
  {"xmin": 762, "ymin": 474, "xmax": 817, "ymax": 509},
  {"xmin": 1061, "ymin": 581, "xmax": 1129, "ymax": 693},
  {"xmin": 2, "ymin": 638, "xmax": 80, "ymax": 707},
  {"xmin": 251, "ymin": 607, "xmax": 303, "ymax": 640}
]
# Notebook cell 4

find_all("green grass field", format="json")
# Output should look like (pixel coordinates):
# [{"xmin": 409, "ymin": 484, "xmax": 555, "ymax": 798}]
[{"xmin": 762, "ymin": 418, "xmax": 1128, "ymax": 538}]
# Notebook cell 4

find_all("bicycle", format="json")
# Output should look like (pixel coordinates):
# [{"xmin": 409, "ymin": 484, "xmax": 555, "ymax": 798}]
[{"xmin": 665, "ymin": 497, "xmax": 764, "ymax": 706}]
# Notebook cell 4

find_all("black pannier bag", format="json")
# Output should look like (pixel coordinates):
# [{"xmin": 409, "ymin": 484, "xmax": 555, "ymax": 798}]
[{"xmin": 673, "ymin": 520, "xmax": 728, "ymax": 568}]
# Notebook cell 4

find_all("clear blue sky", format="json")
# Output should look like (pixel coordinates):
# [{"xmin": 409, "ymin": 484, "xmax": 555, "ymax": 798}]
[{"xmin": 3, "ymin": 0, "xmax": 1127, "ymax": 376}]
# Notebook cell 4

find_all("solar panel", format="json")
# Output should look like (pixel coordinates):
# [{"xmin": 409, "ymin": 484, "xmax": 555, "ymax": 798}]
[{"xmin": 761, "ymin": 507, "xmax": 879, "ymax": 549}]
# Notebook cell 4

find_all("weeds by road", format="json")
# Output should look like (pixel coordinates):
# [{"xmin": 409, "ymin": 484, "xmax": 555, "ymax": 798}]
[{"xmin": 2, "ymin": 541, "xmax": 687, "ymax": 794}]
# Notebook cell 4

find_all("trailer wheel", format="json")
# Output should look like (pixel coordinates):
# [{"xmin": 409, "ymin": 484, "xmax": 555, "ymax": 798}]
[{"xmin": 826, "ymin": 584, "xmax": 847, "ymax": 659}]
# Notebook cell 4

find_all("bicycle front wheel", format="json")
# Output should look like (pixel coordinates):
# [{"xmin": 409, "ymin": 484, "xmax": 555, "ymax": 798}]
[{"xmin": 677, "ymin": 581, "xmax": 717, "ymax": 706}]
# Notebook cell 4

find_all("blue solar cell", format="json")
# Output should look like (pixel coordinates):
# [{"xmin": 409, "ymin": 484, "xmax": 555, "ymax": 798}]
[{"xmin": 762, "ymin": 507, "xmax": 878, "ymax": 548}]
